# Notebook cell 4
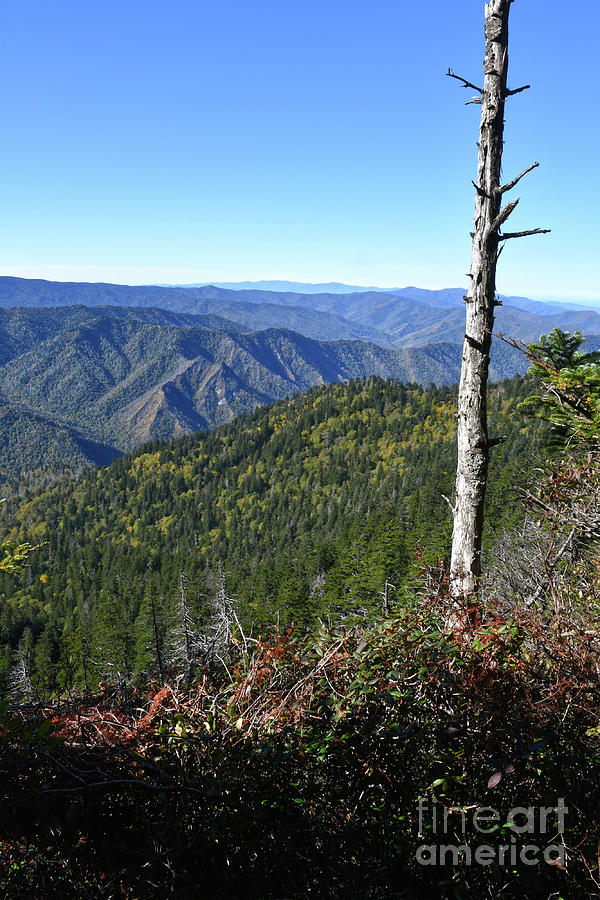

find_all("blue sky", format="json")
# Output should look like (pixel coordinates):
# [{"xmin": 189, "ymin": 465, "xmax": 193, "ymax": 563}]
[{"xmin": 0, "ymin": 1, "xmax": 597, "ymax": 302}]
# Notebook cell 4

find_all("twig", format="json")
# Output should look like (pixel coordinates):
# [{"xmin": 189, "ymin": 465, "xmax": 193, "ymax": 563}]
[
  {"xmin": 446, "ymin": 68, "xmax": 483, "ymax": 94},
  {"xmin": 441, "ymin": 494, "xmax": 455, "ymax": 514},
  {"xmin": 38, "ymin": 778, "xmax": 208, "ymax": 795}
]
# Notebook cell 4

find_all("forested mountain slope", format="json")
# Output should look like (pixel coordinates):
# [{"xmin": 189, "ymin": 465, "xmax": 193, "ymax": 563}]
[
  {"xmin": 0, "ymin": 375, "xmax": 550, "ymax": 693},
  {"xmin": 0, "ymin": 307, "xmax": 472, "ymax": 478},
  {"xmin": 2, "ymin": 285, "xmax": 595, "ymax": 486},
  {"xmin": 1, "ymin": 302, "xmax": 571, "ymax": 484},
  {"xmin": 0, "ymin": 405, "xmax": 119, "ymax": 479}
]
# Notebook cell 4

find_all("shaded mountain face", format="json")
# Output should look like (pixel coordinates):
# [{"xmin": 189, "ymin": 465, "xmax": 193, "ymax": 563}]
[
  {"xmin": 2, "ymin": 278, "xmax": 600, "ymax": 480},
  {"xmin": 0, "ymin": 404, "xmax": 120, "ymax": 477},
  {"xmin": 0, "ymin": 306, "xmax": 472, "ymax": 473}
]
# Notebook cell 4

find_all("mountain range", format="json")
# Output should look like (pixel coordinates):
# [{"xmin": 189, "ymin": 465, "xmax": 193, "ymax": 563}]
[
  {"xmin": 170, "ymin": 280, "xmax": 595, "ymax": 314},
  {"xmin": 2, "ymin": 276, "xmax": 600, "ymax": 480},
  {"xmin": 3, "ymin": 278, "xmax": 600, "ymax": 346},
  {"xmin": 0, "ymin": 305, "xmax": 468, "ymax": 472}
]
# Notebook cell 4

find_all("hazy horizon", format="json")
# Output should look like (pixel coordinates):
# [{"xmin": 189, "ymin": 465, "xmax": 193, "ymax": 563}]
[
  {"xmin": 1, "ymin": 270, "xmax": 597, "ymax": 309},
  {"xmin": 1, "ymin": 1, "xmax": 597, "ymax": 306}
]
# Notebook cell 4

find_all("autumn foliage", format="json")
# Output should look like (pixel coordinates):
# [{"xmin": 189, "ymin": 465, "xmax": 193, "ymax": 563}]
[{"xmin": 2, "ymin": 583, "xmax": 600, "ymax": 899}]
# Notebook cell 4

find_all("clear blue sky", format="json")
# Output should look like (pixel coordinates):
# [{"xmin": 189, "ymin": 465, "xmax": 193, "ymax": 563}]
[{"xmin": 0, "ymin": 1, "xmax": 597, "ymax": 302}]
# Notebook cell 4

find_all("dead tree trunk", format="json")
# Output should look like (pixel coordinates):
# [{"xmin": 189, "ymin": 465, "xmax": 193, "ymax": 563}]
[{"xmin": 448, "ymin": 0, "xmax": 549, "ymax": 598}]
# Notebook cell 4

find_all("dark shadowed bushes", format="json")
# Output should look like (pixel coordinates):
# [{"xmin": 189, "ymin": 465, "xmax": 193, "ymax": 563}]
[{"xmin": 2, "ymin": 585, "xmax": 600, "ymax": 899}]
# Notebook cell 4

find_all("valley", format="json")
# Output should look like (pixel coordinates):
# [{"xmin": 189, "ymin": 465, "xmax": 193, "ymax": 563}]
[{"xmin": 1, "ymin": 277, "xmax": 599, "ymax": 481}]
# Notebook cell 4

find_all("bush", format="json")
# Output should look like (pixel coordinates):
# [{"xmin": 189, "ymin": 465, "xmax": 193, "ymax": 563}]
[{"xmin": 2, "ymin": 587, "xmax": 600, "ymax": 898}]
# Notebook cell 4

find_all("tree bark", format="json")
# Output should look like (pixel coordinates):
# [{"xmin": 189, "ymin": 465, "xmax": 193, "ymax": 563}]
[{"xmin": 450, "ymin": 0, "xmax": 513, "ymax": 598}]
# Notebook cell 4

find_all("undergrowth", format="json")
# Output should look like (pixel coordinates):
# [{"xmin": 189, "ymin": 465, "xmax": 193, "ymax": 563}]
[{"xmin": 2, "ymin": 587, "xmax": 600, "ymax": 899}]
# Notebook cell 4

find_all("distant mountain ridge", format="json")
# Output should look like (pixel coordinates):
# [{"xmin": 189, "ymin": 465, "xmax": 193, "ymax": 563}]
[
  {"xmin": 165, "ymin": 279, "xmax": 394, "ymax": 294},
  {"xmin": 2, "ymin": 277, "xmax": 600, "ymax": 348},
  {"xmin": 0, "ymin": 305, "xmax": 474, "ymax": 476},
  {"xmin": 0, "ymin": 277, "xmax": 391, "ymax": 345},
  {"xmin": 173, "ymin": 280, "xmax": 596, "ymax": 314},
  {"xmin": 2, "ymin": 276, "xmax": 600, "ymax": 480}
]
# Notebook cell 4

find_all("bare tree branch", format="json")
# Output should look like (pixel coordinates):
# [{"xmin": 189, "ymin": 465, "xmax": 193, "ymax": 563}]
[
  {"xmin": 499, "ymin": 162, "xmax": 539, "ymax": 194},
  {"xmin": 490, "ymin": 198, "xmax": 520, "ymax": 233},
  {"xmin": 446, "ymin": 68, "xmax": 483, "ymax": 94},
  {"xmin": 499, "ymin": 227, "xmax": 551, "ymax": 241},
  {"xmin": 472, "ymin": 180, "xmax": 492, "ymax": 199},
  {"xmin": 507, "ymin": 83, "xmax": 531, "ymax": 96},
  {"xmin": 441, "ymin": 493, "xmax": 456, "ymax": 515}
]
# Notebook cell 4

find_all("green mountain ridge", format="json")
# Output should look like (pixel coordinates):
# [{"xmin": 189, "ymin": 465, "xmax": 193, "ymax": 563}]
[
  {"xmin": 0, "ymin": 375, "xmax": 551, "ymax": 692},
  {"xmin": 0, "ymin": 404, "xmax": 120, "ymax": 480},
  {"xmin": 2, "ymin": 286, "xmax": 598, "ymax": 483}
]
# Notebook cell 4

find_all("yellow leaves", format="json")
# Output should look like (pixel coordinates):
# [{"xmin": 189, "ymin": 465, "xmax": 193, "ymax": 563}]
[
  {"xmin": 268, "ymin": 412, "xmax": 289, "ymax": 434},
  {"xmin": 157, "ymin": 514, "xmax": 174, "ymax": 535},
  {"xmin": 132, "ymin": 452, "xmax": 160, "ymax": 475}
]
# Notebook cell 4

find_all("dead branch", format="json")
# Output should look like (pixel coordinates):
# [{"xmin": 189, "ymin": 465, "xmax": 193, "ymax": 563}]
[
  {"xmin": 446, "ymin": 68, "xmax": 483, "ymax": 94},
  {"xmin": 472, "ymin": 180, "xmax": 492, "ymax": 199},
  {"xmin": 37, "ymin": 779, "xmax": 205, "ymax": 795},
  {"xmin": 441, "ymin": 493, "xmax": 455, "ymax": 514},
  {"xmin": 490, "ymin": 198, "xmax": 520, "ymax": 233},
  {"xmin": 507, "ymin": 84, "xmax": 531, "ymax": 96},
  {"xmin": 499, "ymin": 227, "xmax": 551, "ymax": 241},
  {"xmin": 499, "ymin": 162, "xmax": 539, "ymax": 194}
]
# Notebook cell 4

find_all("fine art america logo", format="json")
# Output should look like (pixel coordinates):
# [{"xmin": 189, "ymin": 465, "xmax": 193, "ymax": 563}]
[{"xmin": 416, "ymin": 798, "xmax": 567, "ymax": 867}]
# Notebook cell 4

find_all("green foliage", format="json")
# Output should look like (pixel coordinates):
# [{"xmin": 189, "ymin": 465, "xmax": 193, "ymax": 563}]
[
  {"xmin": 0, "ymin": 541, "xmax": 35, "ymax": 575},
  {"xmin": 505, "ymin": 329, "xmax": 600, "ymax": 619},
  {"xmin": 0, "ymin": 376, "xmax": 550, "ymax": 693},
  {"xmin": 521, "ymin": 328, "xmax": 600, "ymax": 442},
  {"xmin": 2, "ymin": 597, "xmax": 600, "ymax": 898},
  {"xmin": 528, "ymin": 328, "xmax": 589, "ymax": 370},
  {"xmin": 0, "ymin": 503, "xmax": 37, "ymax": 575}
]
